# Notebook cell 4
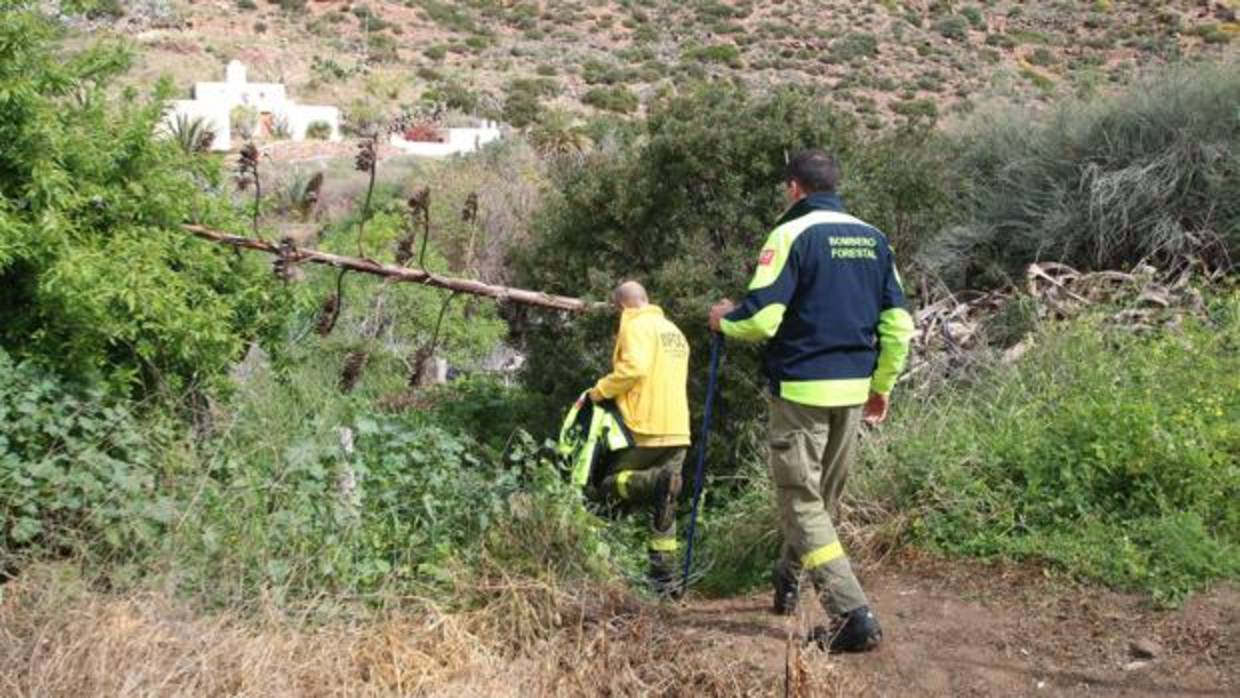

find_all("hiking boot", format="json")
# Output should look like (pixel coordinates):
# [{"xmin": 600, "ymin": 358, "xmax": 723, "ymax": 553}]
[
  {"xmin": 809, "ymin": 606, "xmax": 883, "ymax": 653},
  {"xmin": 647, "ymin": 555, "xmax": 681, "ymax": 599},
  {"xmin": 772, "ymin": 565, "xmax": 800, "ymax": 616},
  {"xmin": 652, "ymin": 467, "xmax": 682, "ymax": 533}
]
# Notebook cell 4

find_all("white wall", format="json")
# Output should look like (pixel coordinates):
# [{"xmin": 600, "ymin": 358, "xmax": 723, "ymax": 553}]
[
  {"xmin": 193, "ymin": 82, "xmax": 289, "ymax": 113},
  {"xmin": 389, "ymin": 125, "xmax": 502, "ymax": 158},
  {"xmin": 285, "ymin": 105, "xmax": 342, "ymax": 142}
]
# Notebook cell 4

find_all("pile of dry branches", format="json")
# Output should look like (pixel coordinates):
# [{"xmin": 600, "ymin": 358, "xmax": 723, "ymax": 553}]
[{"xmin": 906, "ymin": 258, "xmax": 1219, "ymax": 384}]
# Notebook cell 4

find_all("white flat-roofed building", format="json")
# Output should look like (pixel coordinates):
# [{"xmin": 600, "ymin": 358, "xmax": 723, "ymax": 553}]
[{"xmin": 163, "ymin": 60, "xmax": 341, "ymax": 151}]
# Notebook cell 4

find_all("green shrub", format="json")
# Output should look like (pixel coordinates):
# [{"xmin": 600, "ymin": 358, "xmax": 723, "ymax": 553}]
[
  {"xmin": 859, "ymin": 312, "xmax": 1240, "ymax": 602},
  {"xmin": 236, "ymin": 0, "xmax": 257, "ymax": 10},
  {"xmin": 1194, "ymin": 23, "xmax": 1235, "ymax": 45},
  {"xmin": 582, "ymin": 59, "xmax": 629, "ymax": 85},
  {"xmin": 0, "ymin": 351, "xmax": 172, "ymax": 559},
  {"xmin": 1028, "ymin": 46, "xmax": 1057, "ymax": 66},
  {"xmin": 829, "ymin": 32, "xmax": 879, "ymax": 62},
  {"xmin": 933, "ymin": 15, "xmax": 970, "ymax": 41},
  {"xmin": 513, "ymin": 86, "xmax": 858, "ymax": 456},
  {"xmin": 892, "ymin": 97, "xmax": 938, "ymax": 123},
  {"xmin": 924, "ymin": 61, "xmax": 1240, "ymax": 289},
  {"xmin": 985, "ymin": 32, "xmax": 1018, "ymax": 49},
  {"xmin": 366, "ymin": 33, "xmax": 400, "ymax": 63},
  {"xmin": 683, "ymin": 43, "xmax": 743, "ymax": 68},
  {"xmin": 0, "ymin": 11, "xmax": 279, "ymax": 392},
  {"xmin": 961, "ymin": 6, "xmax": 985, "ymax": 28},
  {"xmin": 305, "ymin": 120, "xmax": 332, "ymax": 140},
  {"xmin": 86, "ymin": 0, "xmax": 125, "ymax": 19},
  {"xmin": 414, "ymin": 0, "xmax": 481, "ymax": 34},
  {"xmin": 581, "ymin": 86, "xmax": 639, "ymax": 113},
  {"xmin": 502, "ymin": 79, "xmax": 558, "ymax": 128}
]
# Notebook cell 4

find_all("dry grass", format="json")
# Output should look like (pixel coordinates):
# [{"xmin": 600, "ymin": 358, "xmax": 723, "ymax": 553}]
[{"xmin": 0, "ymin": 563, "xmax": 863, "ymax": 697}]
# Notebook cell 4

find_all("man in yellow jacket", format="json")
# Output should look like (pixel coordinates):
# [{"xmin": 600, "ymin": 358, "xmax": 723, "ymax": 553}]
[{"xmin": 588, "ymin": 280, "xmax": 691, "ymax": 593}]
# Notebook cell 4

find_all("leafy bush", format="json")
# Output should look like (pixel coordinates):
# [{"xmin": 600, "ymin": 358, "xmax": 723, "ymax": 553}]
[
  {"xmin": 961, "ymin": 6, "xmax": 985, "ymax": 28},
  {"xmin": 924, "ymin": 61, "xmax": 1240, "ymax": 289},
  {"xmin": 933, "ymin": 15, "xmax": 970, "ymax": 41},
  {"xmin": 682, "ymin": 43, "xmax": 743, "ymax": 68},
  {"xmin": 859, "ymin": 309, "xmax": 1240, "ymax": 602},
  {"xmin": 0, "ymin": 11, "xmax": 278, "ymax": 392},
  {"xmin": 830, "ymin": 32, "xmax": 879, "ymax": 62},
  {"xmin": 231, "ymin": 104, "xmax": 258, "ymax": 140},
  {"xmin": 581, "ymin": 86, "xmax": 639, "ymax": 113},
  {"xmin": 168, "ymin": 345, "xmax": 610, "ymax": 600},
  {"xmin": 0, "ymin": 351, "xmax": 172, "ymax": 560},
  {"xmin": 305, "ymin": 120, "xmax": 333, "ymax": 140},
  {"xmin": 503, "ymin": 86, "xmax": 544, "ymax": 128},
  {"xmin": 513, "ymin": 86, "xmax": 858, "ymax": 462}
]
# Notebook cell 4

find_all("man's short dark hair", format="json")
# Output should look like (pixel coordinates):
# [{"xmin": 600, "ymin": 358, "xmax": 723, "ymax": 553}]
[{"xmin": 784, "ymin": 150, "xmax": 840, "ymax": 193}]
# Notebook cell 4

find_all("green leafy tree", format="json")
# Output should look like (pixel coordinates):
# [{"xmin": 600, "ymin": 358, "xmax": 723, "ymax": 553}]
[
  {"xmin": 0, "ymin": 9, "xmax": 279, "ymax": 392},
  {"xmin": 512, "ymin": 85, "xmax": 857, "ymax": 460}
]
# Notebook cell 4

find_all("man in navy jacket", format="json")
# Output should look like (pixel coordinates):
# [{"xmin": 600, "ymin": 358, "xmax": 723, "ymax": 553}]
[{"xmin": 709, "ymin": 150, "xmax": 915, "ymax": 652}]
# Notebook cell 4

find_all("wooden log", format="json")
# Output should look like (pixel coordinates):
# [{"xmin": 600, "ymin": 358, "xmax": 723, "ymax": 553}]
[{"xmin": 183, "ymin": 224, "xmax": 607, "ymax": 313}]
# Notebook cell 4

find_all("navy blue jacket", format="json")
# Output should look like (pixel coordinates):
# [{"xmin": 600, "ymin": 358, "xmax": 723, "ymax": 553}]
[{"xmin": 720, "ymin": 193, "xmax": 915, "ymax": 406}]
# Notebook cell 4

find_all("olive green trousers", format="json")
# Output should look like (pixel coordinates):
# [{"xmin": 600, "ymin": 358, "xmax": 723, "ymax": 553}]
[
  {"xmin": 600, "ymin": 446, "xmax": 686, "ymax": 567},
  {"xmin": 768, "ymin": 396, "xmax": 868, "ymax": 615}
]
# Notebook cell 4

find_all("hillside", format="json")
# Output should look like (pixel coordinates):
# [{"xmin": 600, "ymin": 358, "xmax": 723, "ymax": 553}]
[{"xmin": 73, "ymin": 0, "xmax": 1239, "ymax": 130}]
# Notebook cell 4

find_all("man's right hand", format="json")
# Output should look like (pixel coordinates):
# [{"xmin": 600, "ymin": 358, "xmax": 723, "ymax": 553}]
[
  {"xmin": 708, "ymin": 299, "xmax": 735, "ymax": 333},
  {"xmin": 862, "ymin": 392, "xmax": 889, "ymax": 425}
]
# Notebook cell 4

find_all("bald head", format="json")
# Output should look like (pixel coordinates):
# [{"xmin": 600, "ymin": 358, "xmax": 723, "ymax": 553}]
[{"xmin": 613, "ymin": 280, "xmax": 649, "ymax": 310}]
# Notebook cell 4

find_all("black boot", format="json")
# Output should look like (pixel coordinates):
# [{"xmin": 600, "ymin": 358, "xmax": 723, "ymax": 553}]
[
  {"xmin": 647, "ymin": 553, "xmax": 681, "ymax": 599},
  {"xmin": 772, "ymin": 565, "xmax": 800, "ymax": 616},
  {"xmin": 810, "ymin": 606, "xmax": 882, "ymax": 653}
]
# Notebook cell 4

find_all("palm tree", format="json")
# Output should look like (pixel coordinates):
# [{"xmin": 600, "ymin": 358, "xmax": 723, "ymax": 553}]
[{"xmin": 529, "ymin": 111, "xmax": 592, "ymax": 160}]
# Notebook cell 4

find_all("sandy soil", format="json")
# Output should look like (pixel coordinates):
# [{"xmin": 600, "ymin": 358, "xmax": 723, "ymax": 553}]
[{"xmin": 658, "ymin": 553, "xmax": 1238, "ymax": 697}]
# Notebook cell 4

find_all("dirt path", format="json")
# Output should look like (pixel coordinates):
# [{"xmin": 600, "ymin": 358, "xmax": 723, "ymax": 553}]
[{"xmin": 662, "ymin": 554, "xmax": 1238, "ymax": 697}]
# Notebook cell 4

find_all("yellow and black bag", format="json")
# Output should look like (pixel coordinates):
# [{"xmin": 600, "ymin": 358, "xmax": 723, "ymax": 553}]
[{"xmin": 556, "ymin": 391, "xmax": 635, "ymax": 490}]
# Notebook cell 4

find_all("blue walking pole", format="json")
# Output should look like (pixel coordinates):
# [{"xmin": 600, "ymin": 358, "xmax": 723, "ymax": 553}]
[{"xmin": 682, "ymin": 332, "xmax": 723, "ymax": 591}]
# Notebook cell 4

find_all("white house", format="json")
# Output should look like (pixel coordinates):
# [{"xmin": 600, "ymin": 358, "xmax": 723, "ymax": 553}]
[
  {"xmin": 164, "ymin": 60, "xmax": 342, "ymax": 151},
  {"xmin": 389, "ymin": 121, "xmax": 503, "ymax": 158}
]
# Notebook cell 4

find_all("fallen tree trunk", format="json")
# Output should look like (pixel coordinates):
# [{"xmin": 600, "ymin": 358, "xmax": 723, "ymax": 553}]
[{"xmin": 183, "ymin": 224, "xmax": 605, "ymax": 313}]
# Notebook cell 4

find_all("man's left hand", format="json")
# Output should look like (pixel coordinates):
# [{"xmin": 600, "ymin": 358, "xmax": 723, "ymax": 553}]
[
  {"xmin": 862, "ymin": 392, "xmax": 889, "ymax": 425},
  {"xmin": 709, "ymin": 299, "xmax": 735, "ymax": 333}
]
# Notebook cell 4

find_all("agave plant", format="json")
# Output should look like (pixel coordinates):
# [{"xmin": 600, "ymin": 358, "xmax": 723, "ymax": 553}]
[{"xmin": 168, "ymin": 113, "xmax": 216, "ymax": 154}]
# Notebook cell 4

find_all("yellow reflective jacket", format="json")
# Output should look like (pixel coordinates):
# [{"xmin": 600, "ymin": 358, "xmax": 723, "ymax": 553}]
[{"xmin": 590, "ymin": 305, "xmax": 690, "ymax": 447}]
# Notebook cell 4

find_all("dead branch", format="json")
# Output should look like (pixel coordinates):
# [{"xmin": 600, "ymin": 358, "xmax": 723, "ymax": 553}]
[{"xmin": 184, "ymin": 224, "xmax": 606, "ymax": 313}]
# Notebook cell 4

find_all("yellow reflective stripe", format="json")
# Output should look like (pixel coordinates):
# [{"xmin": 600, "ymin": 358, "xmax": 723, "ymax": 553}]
[
  {"xmin": 801, "ymin": 541, "xmax": 844, "ymax": 569},
  {"xmin": 615, "ymin": 471, "xmax": 633, "ymax": 500},
  {"xmin": 749, "ymin": 211, "xmax": 869, "ymax": 291},
  {"xmin": 872, "ymin": 307, "xmax": 915, "ymax": 395},
  {"xmin": 603, "ymin": 415, "xmax": 631, "ymax": 451},
  {"xmin": 648, "ymin": 536, "xmax": 680, "ymax": 552},
  {"xmin": 779, "ymin": 378, "xmax": 871, "ymax": 407},
  {"xmin": 720, "ymin": 303, "xmax": 786, "ymax": 342}
]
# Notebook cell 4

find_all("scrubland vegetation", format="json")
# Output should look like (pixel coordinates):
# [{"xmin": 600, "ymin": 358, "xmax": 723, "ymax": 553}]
[{"xmin": 1, "ymin": 2, "xmax": 1238, "ymax": 695}]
